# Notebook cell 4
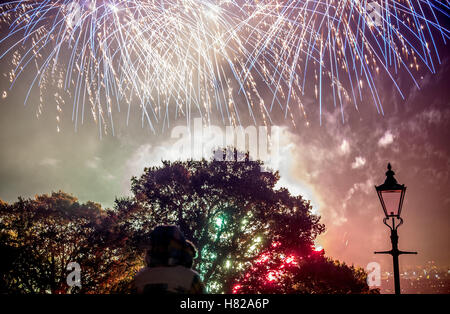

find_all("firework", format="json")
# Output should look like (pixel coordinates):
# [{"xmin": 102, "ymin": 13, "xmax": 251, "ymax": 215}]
[
  {"xmin": 0, "ymin": 1, "xmax": 448, "ymax": 134},
  {"xmin": 0, "ymin": 0, "xmax": 258, "ymax": 135},
  {"xmin": 242, "ymin": 0, "xmax": 450, "ymax": 124}
]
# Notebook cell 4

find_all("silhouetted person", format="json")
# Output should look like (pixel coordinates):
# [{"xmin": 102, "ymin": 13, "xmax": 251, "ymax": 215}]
[
  {"xmin": 181, "ymin": 239, "xmax": 197, "ymax": 268},
  {"xmin": 133, "ymin": 225, "xmax": 205, "ymax": 294}
]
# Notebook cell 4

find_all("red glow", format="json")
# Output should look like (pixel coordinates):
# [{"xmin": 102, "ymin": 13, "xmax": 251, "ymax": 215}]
[
  {"xmin": 255, "ymin": 253, "xmax": 270, "ymax": 264},
  {"xmin": 284, "ymin": 254, "xmax": 297, "ymax": 265},
  {"xmin": 266, "ymin": 271, "xmax": 277, "ymax": 282},
  {"xmin": 272, "ymin": 241, "xmax": 281, "ymax": 248},
  {"xmin": 232, "ymin": 284, "xmax": 242, "ymax": 294},
  {"xmin": 266, "ymin": 269, "xmax": 284, "ymax": 282},
  {"xmin": 313, "ymin": 244, "xmax": 324, "ymax": 252}
]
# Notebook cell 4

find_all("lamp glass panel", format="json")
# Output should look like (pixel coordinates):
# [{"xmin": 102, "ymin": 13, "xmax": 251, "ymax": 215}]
[{"xmin": 381, "ymin": 190, "xmax": 402, "ymax": 216}]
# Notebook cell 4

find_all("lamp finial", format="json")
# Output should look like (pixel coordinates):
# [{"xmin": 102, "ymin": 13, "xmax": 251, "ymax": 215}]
[{"xmin": 385, "ymin": 163, "xmax": 398, "ymax": 186}]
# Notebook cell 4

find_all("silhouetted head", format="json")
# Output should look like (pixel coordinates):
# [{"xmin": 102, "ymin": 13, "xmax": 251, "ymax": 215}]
[
  {"xmin": 182, "ymin": 239, "xmax": 197, "ymax": 268},
  {"xmin": 145, "ymin": 225, "xmax": 186, "ymax": 267}
]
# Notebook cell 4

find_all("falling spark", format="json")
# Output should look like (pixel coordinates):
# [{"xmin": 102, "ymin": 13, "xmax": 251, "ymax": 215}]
[{"xmin": 0, "ymin": 1, "xmax": 448, "ymax": 134}]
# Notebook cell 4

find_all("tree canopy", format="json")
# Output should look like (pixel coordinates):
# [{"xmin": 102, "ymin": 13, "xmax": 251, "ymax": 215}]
[
  {"xmin": 232, "ymin": 242, "xmax": 373, "ymax": 294},
  {"xmin": 115, "ymin": 150, "xmax": 324, "ymax": 292},
  {"xmin": 0, "ymin": 191, "xmax": 136, "ymax": 293},
  {"xmin": 0, "ymin": 150, "xmax": 375, "ymax": 294}
]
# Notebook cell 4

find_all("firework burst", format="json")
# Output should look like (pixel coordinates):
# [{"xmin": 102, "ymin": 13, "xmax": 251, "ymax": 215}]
[
  {"xmin": 0, "ymin": 1, "xmax": 448, "ymax": 134},
  {"xmin": 242, "ymin": 0, "xmax": 450, "ymax": 125}
]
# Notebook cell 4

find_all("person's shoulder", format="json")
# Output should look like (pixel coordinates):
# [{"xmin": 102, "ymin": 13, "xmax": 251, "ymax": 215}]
[
  {"xmin": 173, "ymin": 265, "xmax": 199, "ymax": 274},
  {"xmin": 171, "ymin": 267, "xmax": 202, "ymax": 282},
  {"xmin": 135, "ymin": 267, "xmax": 148, "ymax": 277},
  {"xmin": 186, "ymin": 268, "xmax": 206, "ymax": 294},
  {"xmin": 172, "ymin": 266, "xmax": 203, "ymax": 282},
  {"xmin": 133, "ymin": 267, "xmax": 148, "ymax": 281},
  {"xmin": 134, "ymin": 267, "xmax": 162, "ymax": 279},
  {"xmin": 188, "ymin": 268, "xmax": 201, "ymax": 277}
]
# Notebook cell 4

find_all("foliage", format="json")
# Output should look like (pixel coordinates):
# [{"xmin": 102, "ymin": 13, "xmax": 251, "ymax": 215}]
[
  {"xmin": 232, "ymin": 242, "xmax": 377, "ymax": 294},
  {"xmin": 115, "ymin": 150, "xmax": 324, "ymax": 293},
  {"xmin": 0, "ymin": 191, "xmax": 137, "ymax": 293},
  {"xmin": 0, "ymin": 150, "xmax": 374, "ymax": 294}
]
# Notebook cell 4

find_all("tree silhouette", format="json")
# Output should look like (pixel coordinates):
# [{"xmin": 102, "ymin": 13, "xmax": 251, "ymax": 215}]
[
  {"xmin": 232, "ymin": 242, "xmax": 376, "ymax": 294},
  {"xmin": 115, "ymin": 149, "xmax": 325, "ymax": 293},
  {"xmin": 0, "ymin": 149, "xmax": 375, "ymax": 294},
  {"xmin": 0, "ymin": 191, "xmax": 136, "ymax": 293}
]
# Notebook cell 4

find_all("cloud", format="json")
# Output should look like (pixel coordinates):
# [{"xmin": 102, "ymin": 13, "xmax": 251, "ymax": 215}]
[
  {"xmin": 122, "ymin": 143, "xmax": 174, "ymax": 194},
  {"xmin": 378, "ymin": 130, "xmax": 394, "ymax": 147},
  {"xmin": 422, "ymin": 109, "xmax": 442, "ymax": 125},
  {"xmin": 103, "ymin": 173, "xmax": 115, "ymax": 181},
  {"xmin": 122, "ymin": 126, "xmax": 325, "ymax": 216},
  {"xmin": 351, "ymin": 156, "xmax": 366, "ymax": 169},
  {"xmin": 123, "ymin": 144, "xmax": 155, "ymax": 180},
  {"xmin": 345, "ymin": 179, "xmax": 375, "ymax": 203},
  {"xmin": 270, "ymin": 129, "xmax": 323, "ymax": 215},
  {"xmin": 39, "ymin": 158, "xmax": 60, "ymax": 167},
  {"xmin": 85, "ymin": 156, "xmax": 101, "ymax": 169},
  {"xmin": 339, "ymin": 139, "xmax": 350, "ymax": 155}
]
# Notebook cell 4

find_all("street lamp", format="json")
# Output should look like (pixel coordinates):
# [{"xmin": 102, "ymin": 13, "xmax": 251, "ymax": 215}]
[
  {"xmin": 374, "ymin": 163, "xmax": 417, "ymax": 294},
  {"xmin": 375, "ymin": 163, "xmax": 406, "ymax": 218}
]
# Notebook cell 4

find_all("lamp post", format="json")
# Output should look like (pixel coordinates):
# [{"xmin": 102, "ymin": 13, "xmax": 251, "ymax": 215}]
[{"xmin": 374, "ymin": 163, "xmax": 417, "ymax": 294}]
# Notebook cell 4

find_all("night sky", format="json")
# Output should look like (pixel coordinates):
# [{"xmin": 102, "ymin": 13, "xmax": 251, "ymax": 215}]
[{"xmin": 0, "ymin": 1, "xmax": 449, "ymax": 292}]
